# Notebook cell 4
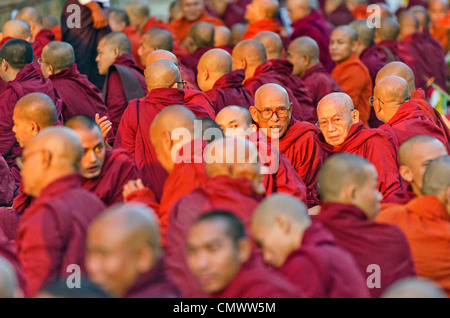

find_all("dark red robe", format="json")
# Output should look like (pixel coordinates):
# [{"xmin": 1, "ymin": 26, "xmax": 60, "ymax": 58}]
[
  {"xmin": 279, "ymin": 221, "xmax": 370, "ymax": 298},
  {"xmin": 15, "ymin": 174, "xmax": 106, "ymax": 297},
  {"xmin": 323, "ymin": 3, "xmax": 354, "ymax": 27},
  {"xmin": 183, "ymin": 88, "xmax": 216, "ymax": 118},
  {"xmin": 313, "ymin": 202, "xmax": 417, "ymax": 298},
  {"xmin": 360, "ymin": 44, "xmax": 391, "ymax": 88},
  {"xmin": 32, "ymin": 29, "xmax": 55, "ymax": 58},
  {"xmin": 50, "ymin": 63, "xmax": 109, "ymax": 120},
  {"xmin": 0, "ymin": 155, "xmax": 14, "ymax": 207},
  {"xmin": 204, "ymin": 69, "xmax": 254, "ymax": 113},
  {"xmin": 206, "ymin": 1, "xmax": 245, "ymax": 28},
  {"xmin": 290, "ymin": 9, "xmax": 335, "ymax": 73},
  {"xmin": 180, "ymin": 46, "xmax": 215, "ymax": 80},
  {"xmin": 378, "ymin": 40, "xmax": 403, "ymax": 62}
]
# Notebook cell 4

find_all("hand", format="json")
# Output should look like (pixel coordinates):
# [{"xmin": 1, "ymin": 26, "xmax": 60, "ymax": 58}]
[
  {"xmin": 86, "ymin": 2, "xmax": 108, "ymax": 29},
  {"xmin": 95, "ymin": 113, "xmax": 112, "ymax": 141},
  {"xmin": 123, "ymin": 179, "xmax": 145, "ymax": 201}
]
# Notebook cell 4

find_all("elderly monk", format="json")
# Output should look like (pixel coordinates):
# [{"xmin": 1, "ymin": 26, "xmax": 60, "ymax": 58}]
[
  {"xmin": 145, "ymin": 50, "xmax": 215, "ymax": 117},
  {"xmin": 213, "ymin": 26, "xmax": 232, "ymax": 53},
  {"xmin": 314, "ymin": 153, "xmax": 416, "ymax": 298},
  {"xmin": 330, "ymin": 26, "xmax": 372, "ymax": 128},
  {"xmin": 169, "ymin": 0, "xmax": 225, "ymax": 44},
  {"xmin": 197, "ymin": 49, "xmax": 254, "ymax": 113},
  {"xmin": 16, "ymin": 127, "xmax": 106, "ymax": 297},
  {"xmin": 242, "ymin": 0, "xmax": 284, "ymax": 40},
  {"xmin": 15, "ymin": 7, "xmax": 55, "ymax": 58},
  {"xmin": 317, "ymin": 92, "xmax": 403, "ymax": 201},
  {"xmin": 65, "ymin": 115, "xmax": 138, "ymax": 207},
  {"xmin": 124, "ymin": 106, "xmax": 209, "ymax": 244},
  {"xmin": 250, "ymin": 84, "xmax": 326, "ymax": 207},
  {"xmin": 377, "ymin": 156, "xmax": 450, "ymax": 296},
  {"xmin": 0, "ymin": 20, "xmax": 32, "ymax": 46},
  {"xmin": 86, "ymin": 202, "xmax": 180, "ymax": 298},
  {"xmin": 428, "ymin": 0, "xmax": 450, "ymax": 52},
  {"xmin": 233, "ymin": 39, "xmax": 315, "ymax": 123},
  {"xmin": 286, "ymin": 0, "xmax": 334, "ymax": 72},
  {"xmin": 187, "ymin": 211, "xmax": 301, "ymax": 298},
  {"xmin": 382, "ymin": 277, "xmax": 447, "ymax": 298},
  {"xmin": 166, "ymin": 137, "xmax": 266, "ymax": 297},
  {"xmin": 252, "ymin": 194, "xmax": 370, "ymax": 298},
  {"xmin": 375, "ymin": 62, "xmax": 450, "ymax": 152},
  {"xmin": 216, "ymin": 105, "xmax": 307, "ymax": 202},
  {"xmin": 373, "ymin": 76, "xmax": 449, "ymax": 150},
  {"xmin": 0, "ymin": 39, "xmax": 62, "ymax": 184},
  {"xmin": 96, "ymin": 32, "xmax": 146, "ymax": 136},
  {"xmin": 288, "ymin": 37, "xmax": 342, "ymax": 117},
  {"xmin": 40, "ymin": 41, "xmax": 109, "ymax": 121}
]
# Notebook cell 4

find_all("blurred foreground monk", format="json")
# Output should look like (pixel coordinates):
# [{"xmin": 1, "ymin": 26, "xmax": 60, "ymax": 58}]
[
  {"xmin": 233, "ymin": 39, "xmax": 315, "ymax": 123},
  {"xmin": 0, "ymin": 157, "xmax": 14, "ymax": 207},
  {"xmin": 197, "ymin": 49, "xmax": 254, "ymax": 113},
  {"xmin": 16, "ymin": 127, "xmax": 106, "ymax": 297},
  {"xmin": 15, "ymin": 7, "xmax": 55, "ymax": 58},
  {"xmin": 65, "ymin": 115, "xmax": 138, "ymax": 206},
  {"xmin": 0, "ymin": 20, "xmax": 32, "ymax": 46},
  {"xmin": 288, "ymin": 37, "xmax": 342, "ymax": 119},
  {"xmin": 0, "ymin": 236, "xmax": 25, "ymax": 297},
  {"xmin": 40, "ymin": 41, "xmax": 109, "ymax": 121},
  {"xmin": 86, "ymin": 203, "xmax": 180, "ymax": 298},
  {"xmin": 187, "ymin": 212, "xmax": 301, "ymax": 298},
  {"xmin": 250, "ymin": 84, "xmax": 326, "ymax": 207},
  {"xmin": 252, "ymin": 194, "xmax": 370, "ymax": 298},
  {"xmin": 317, "ymin": 93, "xmax": 403, "ymax": 201},
  {"xmin": 377, "ymin": 156, "xmax": 450, "ymax": 296},
  {"xmin": 382, "ymin": 277, "xmax": 447, "ymax": 298},
  {"xmin": 0, "ymin": 39, "xmax": 62, "ymax": 184},
  {"xmin": 314, "ymin": 154, "xmax": 416, "ymax": 298},
  {"xmin": 216, "ymin": 106, "xmax": 307, "ymax": 203},
  {"xmin": 330, "ymin": 26, "xmax": 372, "ymax": 127},
  {"xmin": 166, "ymin": 137, "xmax": 266, "ymax": 297},
  {"xmin": 242, "ymin": 0, "xmax": 284, "ymax": 40},
  {"xmin": 96, "ymin": 32, "xmax": 146, "ymax": 136}
]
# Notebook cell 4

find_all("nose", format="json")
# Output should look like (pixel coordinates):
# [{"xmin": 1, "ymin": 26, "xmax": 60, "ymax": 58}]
[
  {"xmin": 195, "ymin": 251, "xmax": 210, "ymax": 270},
  {"xmin": 327, "ymin": 120, "xmax": 336, "ymax": 131},
  {"xmin": 86, "ymin": 150, "xmax": 98, "ymax": 163},
  {"xmin": 270, "ymin": 111, "xmax": 280, "ymax": 121}
]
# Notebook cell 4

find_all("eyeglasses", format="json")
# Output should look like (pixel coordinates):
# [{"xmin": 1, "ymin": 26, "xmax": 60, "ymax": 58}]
[
  {"xmin": 254, "ymin": 106, "xmax": 291, "ymax": 120},
  {"xmin": 316, "ymin": 109, "xmax": 354, "ymax": 129},
  {"xmin": 37, "ymin": 57, "xmax": 48, "ymax": 65},
  {"xmin": 369, "ymin": 96, "xmax": 384, "ymax": 107},
  {"xmin": 171, "ymin": 80, "xmax": 187, "ymax": 89}
]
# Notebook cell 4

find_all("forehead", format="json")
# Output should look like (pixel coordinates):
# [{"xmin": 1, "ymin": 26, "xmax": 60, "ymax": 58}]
[
  {"xmin": 188, "ymin": 220, "xmax": 229, "ymax": 245},
  {"xmin": 330, "ymin": 30, "xmax": 352, "ymax": 42},
  {"xmin": 182, "ymin": 0, "xmax": 202, "ymax": 5},
  {"xmin": 255, "ymin": 90, "xmax": 289, "ymax": 107},
  {"xmin": 73, "ymin": 128, "xmax": 102, "ymax": 145},
  {"xmin": 216, "ymin": 109, "xmax": 249, "ymax": 125},
  {"xmin": 411, "ymin": 142, "xmax": 448, "ymax": 160},
  {"xmin": 317, "ymin": 100, "xmax": 349, "ymax": 117},
  {"xmin": 88, "ymin": 221, "xmax": 129, "ymax": 248}
]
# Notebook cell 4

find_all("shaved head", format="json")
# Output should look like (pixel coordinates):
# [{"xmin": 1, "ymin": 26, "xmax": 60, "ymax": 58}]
[
  {"xmin": 145, "ymin": 49, "xmax": 178, "ymax": 67},
  {"xmin": 382, "ymin": 277, "xmax": 446, "ymax": 298},
  {"xmin": 42, "ymin": 15, "xmax": 59, "ymax": 30},
  {"xmin": 41, "ymin": 41, "xmax": 75, "ymax": 72},
  {"xmin": 398, "ymin": 11, "xmax": 420, "ymax": 40},
  {"xmin": 126, "ymin": 0, "xmax": 150, "ymax": 17},
  {"xmin": 422, "ymin": 155, "xmax": 450, "ymax": 197},
  {"xmin": 374, "ymin": 75, "xmax": 409, "ymax": 103},
  {"xmin": 0, "ymin": 256, "xmax": 19, "ymax": 298},
  {"xmin": 349, "ymin": 19, "xmax": 375, "ymax": 50},
  {"xmin": 197, "ymin": 48, "xmax": 232, "ymax": 91},
  {"xmin": 232, "ymin": 39, "xmax": 267, "ymax": 78},
  {"xmin": 231, "ymin": 23, "xmax": 247, "ymax": 47},
  {"xmin": 188, "ymin": 22, "xmax": 215, "ymax": 48},
  {"xmin": 376, "ymin": 61, "xmax": 415, "ymax": 90},
  {"xmin": 214, "ymin": 26, "xmax": 231, "ymax": 47},
  {"xmin": 144, "ymin": 28, "xmax": 174, "ymax": 52},
  {"xmin": 2, "ymin": 20, "xmax": 31, "ymax": 40},
  {"xmin": 333, "ymin": 25, "xmax": 358, "ymax": 42},
  {"xmin": 399, "ymin": 135, "xmax": 447, "ymax": 166},
  {"xmin": 253, "ymin": 31, "xmax": 283, "ymax": 60},
  {"xmin": 14, "ymin": 93, "xmax": 58, "ymax": 128},
  {"xmin": 287, "ymin": 36, "xmax": 319, "ymax": 76},
  {"xmin": 246, "ymin": 0, "xmax": 280, "ymax": 23},
  {"xmin": 144, "ymin": 60, "xmax": 181, "ymax": 91},
  {"xmin": 16, "ymin": 7, "xmax": 41, "ymax": 25},
  {"xmin": 216, "ymin": 106, "xmax": 253, "ymax": 138},
  {"xmin": 376, "ymin": 18, "xmax": 400, "ymax": 42},
  {"xmin": 410, "ymin": 6, "xmax": 430, "ymax": 29},
  {"xmin": 100, "ymin": 32, "xmax": 132, "ymax": 55},
  {"xmin": 65, "ymin": 115, "xmax": 102, "ymax": 136}
]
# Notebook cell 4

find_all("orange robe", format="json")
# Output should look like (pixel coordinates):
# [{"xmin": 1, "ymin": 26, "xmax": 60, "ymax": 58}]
[
  {"xmin": 169, "ymin": 12, "xmax": 225, "ymax": 43},
  {"xmin": 377, "ymin": 196, "xmax": 450, "ymax": 296},
  {"xmin": 242, "ymin": 18, "xmax": 284, "ymax": 40},
  {"xmin": 332, "ymin": 54, "xmax": 372, "ymax": 127}
]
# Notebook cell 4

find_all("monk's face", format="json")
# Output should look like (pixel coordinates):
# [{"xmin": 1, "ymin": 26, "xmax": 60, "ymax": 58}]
[
  {"xmin": 74, "ymin": 128, "xmax": 105, "ymax": 179},
  {"xmin": 287, "ymin": 44, "xmax": 307, "ymax": 77},
  {"xmin": 108, "ymin": 12, "xmax": 126, "ymax": 32},
  {"xmin": 215, "ymin": 109, "xmax": 253, "ymax": 138},
  {"xmin": 245, "ymin": 0, "xmax": 266, "ymax": 24},
  {"xmin": 12, "ymin": 109, "xmax": 36, "ymax": 148},
  {"xmin": 181, "ymin": 0, "xmax": 205, "ymax": 22},
  {"xmin": 187, "ymin": 220, "xmax": 249, "ymax": 294},
  {"xmin": 96, "ymin": 40, "xmax": 118, "ymax": 75},
  {"xmin": 150, "ymin": 127, "xmax": 176, "ymax": 173},
  {"xmin": 329, "ymin": 30, "xmax": 356, "ymax": 63},
  {"xmin": 286, "ymin": 0, "xmax": 309, "ymax": 22},
  {"xmin": 351, "ymin": 166, "xmax": 382, "ymax": 220},
  {"xmin": 138, "ymin": 35, "xmax": 153, "ymax": 67},
  {"xmin": 429, "ymin": 1, "xmax": 447, "ymax": 24},
  {"xmin": 317, "ymin": 102, "xmax": 359, "ymax": 147}
]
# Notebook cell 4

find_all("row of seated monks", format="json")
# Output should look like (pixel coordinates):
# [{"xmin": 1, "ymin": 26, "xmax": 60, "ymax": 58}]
[{"xmin": 0, "ymin": 0, "xmax": 449, "ymax": 298}]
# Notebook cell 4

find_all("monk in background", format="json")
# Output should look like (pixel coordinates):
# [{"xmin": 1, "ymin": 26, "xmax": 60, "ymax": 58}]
[
  {"xmin": 0, "ymin": 20, "xmax": 32, "ymax": 47},
  {"xmin": 242, "ymin": 0, "xmax": 285, "ymax": 40},
  {"xmin": 382, "ymin": 277, "xmax": 447, "ymax": 298},
  {"xmin": 428, "ymin": 0, "xmax": 450, "ymax": 52},
  {"xmin": 213, "ymin": 26, "xmax": 233, "ymax": 53},
  {"xmin": 0, "ymin": 157, "xmax": 14, "ymax": 207}
]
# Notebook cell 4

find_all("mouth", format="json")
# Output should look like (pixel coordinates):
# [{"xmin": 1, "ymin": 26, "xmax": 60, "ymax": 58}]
[
  {"xmin": 86, "ymin": 166, "xmax": 100, "ymax": 174},
  {"xmin": 198, "ymin": 274, "xmax": 214, "ymax": 286},
  {"xmin": 328, "ymin": 135, "xmax": 341, "ymax": 142},
  {"xmin": 269, "ymin": 125, "xmax": 282, "ymax": 132}
]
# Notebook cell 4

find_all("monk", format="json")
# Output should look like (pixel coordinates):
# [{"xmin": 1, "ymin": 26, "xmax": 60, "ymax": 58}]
[
  {"xmin": 165, "ymin": 137, "xmax": 266, "ymax": 297},
  {"xmin": 288, "ymin": 37, "xmax": 342, "ymax": 118},
  {"xmin": 86, "ymin": 202, "xmax": 180, "ymax": 298},
  {"xmin": 15, "ymin": 7, "xmax": 55, "ymax": 58},
  {"xmin": 206, "ymin": 0, "xmax": 246, "ymax": 29},
  {"xmin": 373, "ymin": 76, "xmax": 449, "ymax": 150},
  {"xmin": 96, "ymin": 32, "xmax": 146, "ymax": 135},
  {"xmin": 374, "ymin": 18, "xmax": 407, "ymax": 62},
  {"xmin": 0, "ymin": 156, "xmax": 14, "ymax": 207},
  {"xmin": 169, "ymin": 0, "xmax": 225, "ymax": 43},
  {"xmin": 124, "ymin": 106, "xmax": 209, "ymax": 243},
  {"xmin": 249, "ymin": 84, "xmax": 326, "ymax": 207},
  {"xmin": 187, "ymin": 211, "xmax": 301, "ymax": 297},
  {"xmin": 322, "ymin": 0, "xmax": 354, "ymax": 27},
  {"xmin": 0, "ymin": 39, "xmax": 63, "ymax": 184},
  {"xmin": 0, "ymin": 20, "xmax": 32, "ymax": 47},
  {"xmin": 16, "ymin": 127, "xmax": 106, "ymax": 297},
  {"xmin": 42, "ymin": 15, "xmax": 61, "ymax": 42},
  {"xmin": 197, "ymin": 49, "xmax": 254, "ymax": 113},
  {"xmin": 346, "ymin": 0, "xmax": 368, "ymax": 19},
  {"xmin": 65, "ymin": 115, "xmax": 138, "ymax": 207},
  {"xmin": 377, "ymin": 156, "xmax": 450, "ymax": 296},
  {"xmin": 137, "ymin": 28, "xmax": 173, "ymax": 68},
  {"xmin": 330, "ymin": 26, "xmax": 372, "ymax": 127},
  {"xmin": 428, "ymin": 0, "xmax": 450, "ymax": 52},
  {"xmin": 382, "ymin": 277, "xmax": 447, "ymax": 298},
  {"xmin": 287, "ymin": 0, "xmax": 334, "ymax": 72},
  {"xmin": 231, "ymin": 23, "xmax": 247, "ymax": 46},
  {"xmin": 108, "ymin": 9, "xmax": 129, "ymax": 32},
  {"xmin": 232, "ymin": 39, "xmax": 315, "ymax": 123},
  {"xmin": 40, "ymin": 41, "xmax": 109, "ymax": 121},
  {"xmin": 317, "ymin": 93, "xmax": 403, "ymax": 201},
  {"xmin": 145, "ymin": 50, "xmax": 216, "ymax": 118},
  {"xmin": 216, "ymin": 105, "xmax": 307, "ymax": 203},
  {"xmin": 251, "ymin": 194, "xmax": 370, "ymax": 298},
  {"xmin": 314, "ymin": 153, "xmax": 416, "ymax": 298},
  {"xmin": 213, "ymin": 26, "xmax": 233, "ymax": 53},
  {"xmin": 242, "ymin": 0, "xmax": 284, "ymax": 40},
  {"xmin": 0, "ymin": 255, "xmax": 21, "ymax": 298}
]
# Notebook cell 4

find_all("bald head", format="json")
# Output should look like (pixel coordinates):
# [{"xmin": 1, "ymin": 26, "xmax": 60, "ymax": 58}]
[
  {"xmin": 375, "ymin": 18, "xmax": 400, "ymax": 43},
  {"xmin": 349, "ymin": 19, "xmax": 375, "ymax": 52},
  {"xmin": 14, "ymin": 92, "xmax": 58, "ymax": 128},
  {"xmin": 2, "ymin": 20, "xmax": 31, "ymax": 40},
  {"xmin": 410, "ymin": 6, "xmax": 430, "ymax": 29},
  {"xmin": 214, "ymin": 26, "xmax": 231, "ymax": 47},
  {"xmin": 65, "ymin": 115, "xmax": 102, "ymax": 136},
  {"xmin": 125, "ymin": 0, "xmax": 150, "ymax": 18},
  {"xmin": 144, "ymin": 28, "xmax": 174, "ymax": 52},
  {"xmin": 144, "ymin": 60, "xmax": 181, "ymax": 91},
  {"xmin": 422, "ymin": 155, "xmax": 450, "ymax": 197},
  {"xmin": 231, "ymin": 23, "xmax": 247, "ymax": 47},
  {"xmin": 375, "ymin": 75, "xmax": 409, "ymax": 103},
  {"xmin": 376, "ymin": 61, "xmax": 415, "ymax": 90},
  {"xmin": 42, "ymin": 15, "xmax": 59, "ymax": 30},
  {"xmin": 100, "ymin": 32, "xmax": 132, "ymax": 55},
  {"xmin": 255, "ymin": 83, "xmax": 290, "ymax": 107},
  {"xmin": 0, "ymin": 256, "xmax": 19, "ymax": 298},
  {"xmin": 399, "ymin": 135, "xmax": 447, "ymax": 166},
  {"xmin": 41, "ymin": 41, "xmax": 75, "ymax": 75},
  {"xmin": 246, "ymin": 0, "xmax": 279, "ymax": 24},
  {"xmin": 382, "ymin": 277, "xmax": 446, "ymax": 298},
  {"xmin": 145, "ymin": 49, "xmax": 178, "ymax": 67},
  {"xmin": 197, "ymin": 48, "xmax": 232, "ymax": 91},
  {"xmin": 287, "ymin": 36, "xmax": 319, "ymax": 76},
  {"xmin": 16, "ymin": 7, "xmax": 42, "ymax": 28},
  {"xmin": 216, "ymin": 106, "xmax": 253, "ymax": 138},
  {"xmin": 333, "ymin": 25, "xmax": 358, "ymax": 42},
  {"xmin": 398, "ymin": 11, "xmax": 420, "ymax": 40},
  {"xmin": 253, "ymin": 31, "xmax": 283, "ymax": 60},
  {"xmin": 232, "ymin": 39, "xmax": 267, "ymax": 77},
  {"xmin": 188, "ymin": 22, "xmax": 215, "ymax": 49}
]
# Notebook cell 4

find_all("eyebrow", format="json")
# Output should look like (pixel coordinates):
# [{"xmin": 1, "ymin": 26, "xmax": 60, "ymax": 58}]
[{"xmin": 227, "ymin": 120, "xmax": 238, "ymax": 125}]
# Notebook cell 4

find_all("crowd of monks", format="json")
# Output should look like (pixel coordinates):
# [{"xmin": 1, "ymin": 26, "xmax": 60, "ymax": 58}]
[{"xmin": 0, "ymin": 0, "xmax": 449, "ymax": 298}]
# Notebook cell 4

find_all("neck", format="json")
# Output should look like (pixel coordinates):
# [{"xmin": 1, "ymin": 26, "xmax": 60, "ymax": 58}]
[
  {"xmin": 5, "ymin": 68, "xmax": 21, "ymax": 82},
  {"xmin": 35, "ymin": 169, "xmax": 76, "ymax": 197},
  {"xmin": 307, "ymin": 59, "xmax": 319, "ymax": 71},
  {"xmin": 245, "ymin": 65, "xmax": 258, "ymax": 81}
]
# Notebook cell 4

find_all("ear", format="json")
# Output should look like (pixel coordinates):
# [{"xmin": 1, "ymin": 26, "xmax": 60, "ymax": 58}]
[
  {"xmin": 113, "ymin": 48, "xmax": 120, "ymax": 59},
  {"xmin": 249, "ymin": 106, "xmax": 259, "ymax": 123},
  {"xmin": 303, "ymin": 54, "xmax": 310, "ymax": 66},
  {"xmin": 136, "ymin": 246, "xmax": 154, "ymax": 273},
  {"xmin": 340, "ymin": 182, "xmax": 357, "ymax": 205},
  {"xmin": 237, "ymin": 238, "xmax": 252, "ymax": 263},
  {"xmin": 203, "ymin": 68, "xmax": 209, "ymax": 81},
  {"xmin": 162, "ymin": 130, "xmax": 173, "ymax": 151},
  {"xmin": 351, "ymin": 40, "xmax": 359, "ymax": 54},
  {"xmin": 399, "ymin": 165, "xmax": 413, "ymax": 183},
  {"xmin": 41, "ymin": 149, "xmax": 52, "ymax": 170},
  {"xmin": 30, "ymin": 122, "xmax": 40, "ymax": 136},
  {"xmin": 275, "ymin": 214, "xmax": 290, "ymax": 234},
  {"xmin": 351, "ymin": 109, "xmax": 360, "ymax": 123}
]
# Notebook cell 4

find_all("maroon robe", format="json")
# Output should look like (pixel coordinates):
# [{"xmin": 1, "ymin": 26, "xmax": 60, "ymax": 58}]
[
  {"xmin": 15, "ymin": 174, "xmax": 106, "ymax": 297},
  {"xmin": 243, "ymin": 60, "xmax": 315, "ymax": 123},
  {"xmin": 204, "ymin": 69, "xmax": 254, "ymax": 113},
  {"xmin": 179, "ymin": 64, "xmax": 199, "ymax": 90},
  {"xmin": 0, "ymin": 155, "xmax": 14, "ymax": 207},
  {"xmin": 279, "ymin": 222, "xmax": 370, "ymax": 298},
  {"xmin": 123, "ymin": 259, "xmax": 180, "ymax": 298},
  {"xmin": 165, "ymin": 176, "xmax": 263, "ymax": 297},
  {"xmin": 103, "ymin": 54, "xmax": 147, "ymax": 136},
  {"xmin": 0, "ymin": 227, "xmax": 26, "ymax": 296},
  {"xmin": 183, "ymin": 88, "xmax": 216, "ymax": 118},
  {"xmin": 114, "ymin": 88, "xmax": 185, "ymax": 201},
  {"xmin": 314, "ymin": 202, "xmax": 417, "ymax": 298},
  {"xmin": 81, "ymin": 149, "xmax": 138, "ymax": 206},
  {"xmin": 323, "ymin": 3, "xmax": 354, "ymax": 27},
  {"xmin": 290, "ymin": 9, "xmax": 335, "ymax": 73},
  {"xmin": 32, "ymin": 29, "xmax": 55, "ymax": 58},
  {"xmin": 206, "ymin": 2, "xmax": 245, "ymax": 28},
  {"xmin": 50, "ymin": 63, "xmax": 109, "ymax": 120},
  {"xmin": 180, "ymin": 46, "xmax": 214, "ymax": 80},
  {"xmin": 378, "ymin": 40, "xmax": 403, "ymax": 62},
  {"xmin": 385, "ymin": 184, "xmax": 416, "ymax": 204},
  {"xmin": 360, "ymin": 44, "xmax": 391, "ymax": 87}
]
